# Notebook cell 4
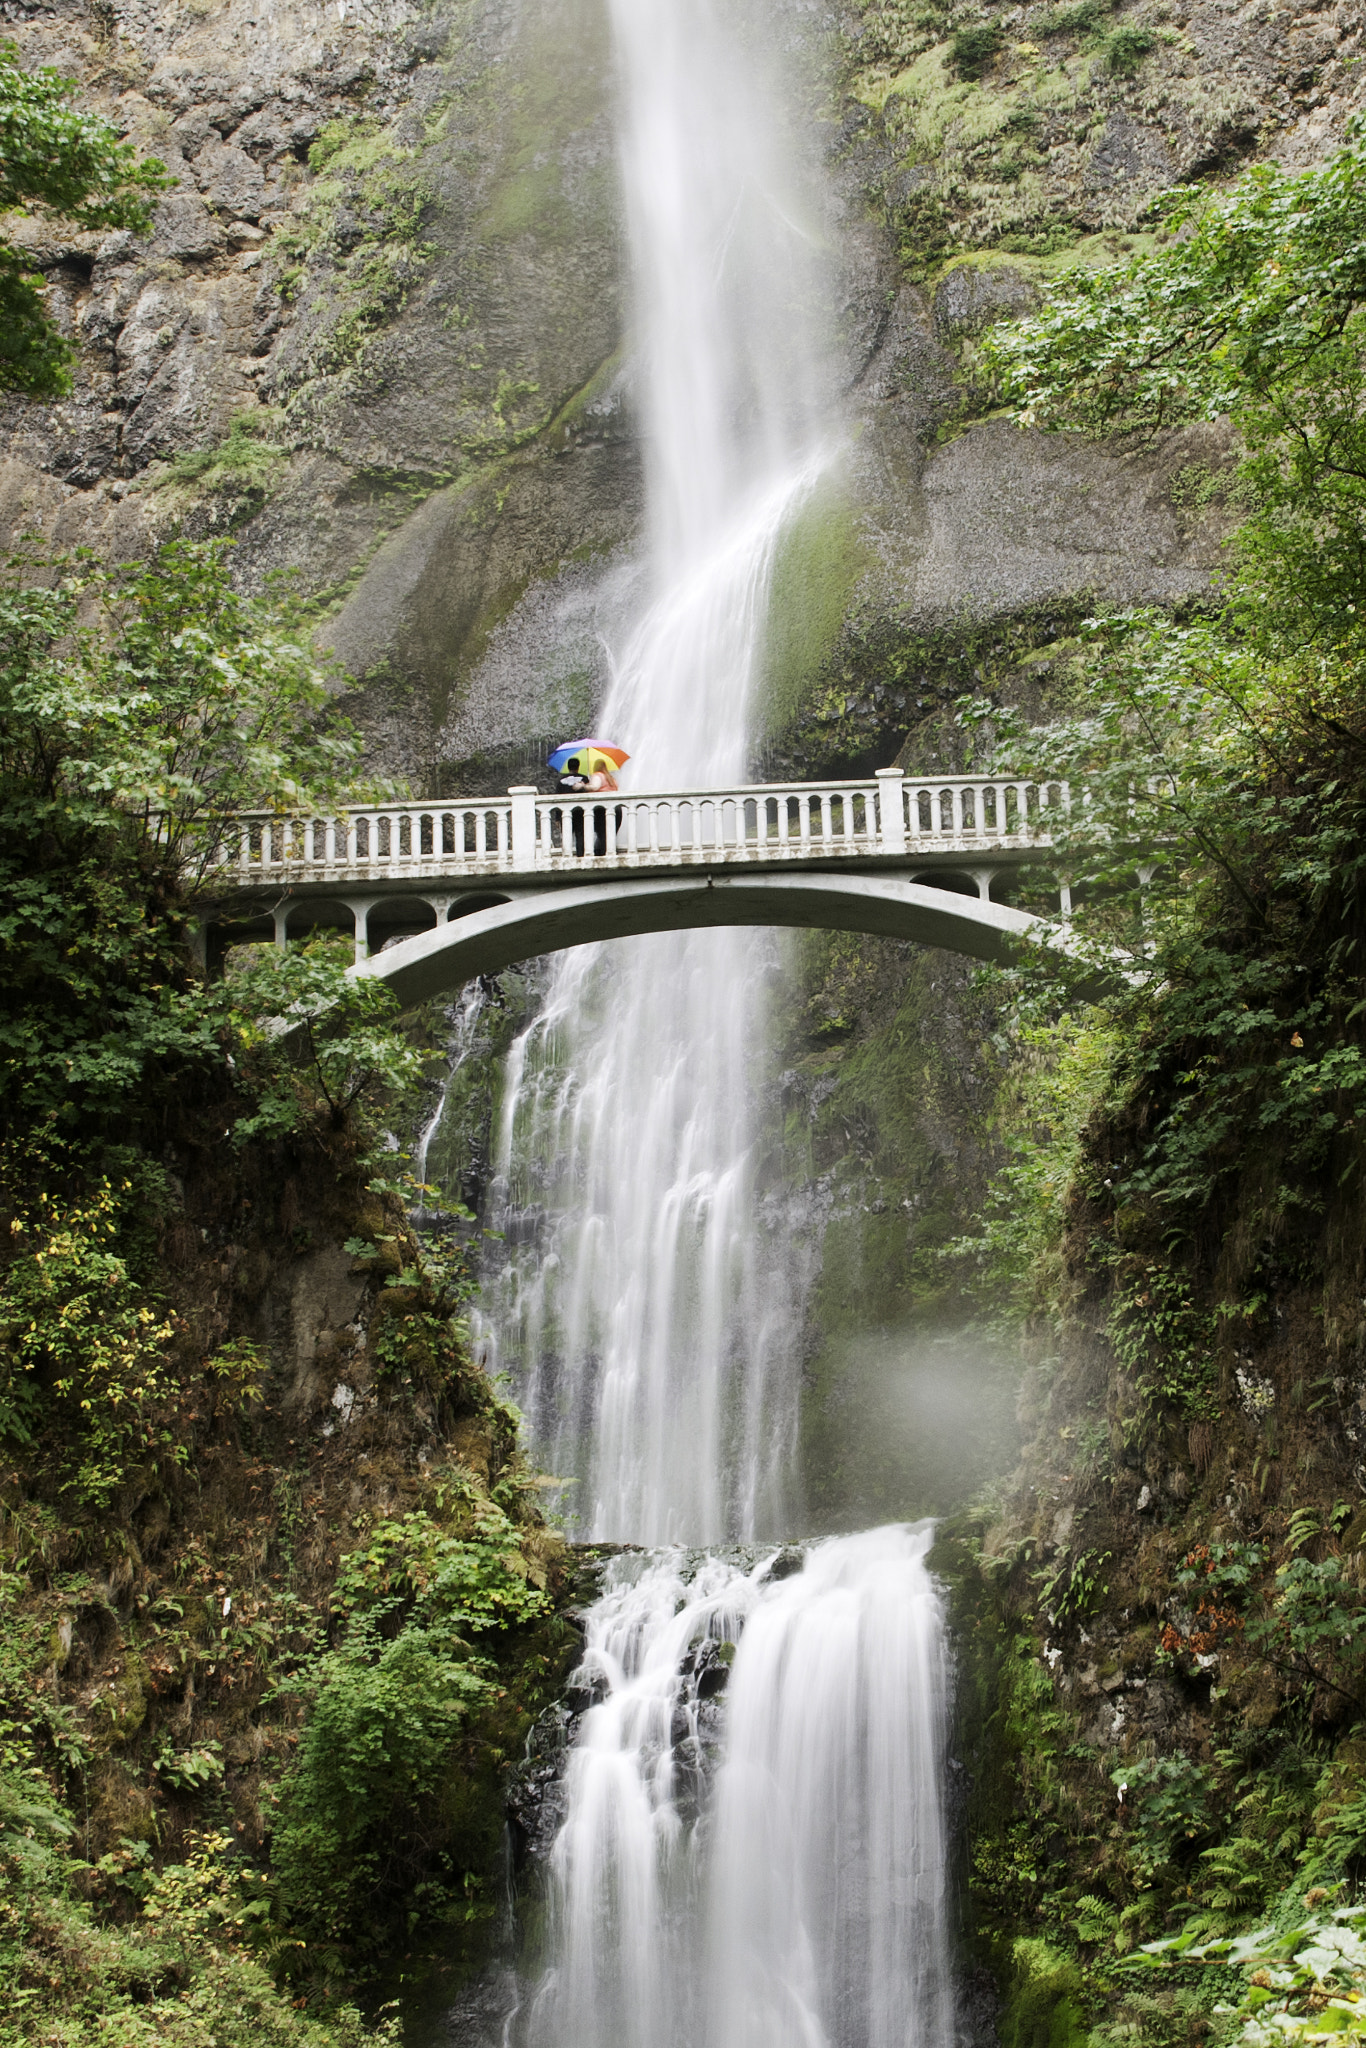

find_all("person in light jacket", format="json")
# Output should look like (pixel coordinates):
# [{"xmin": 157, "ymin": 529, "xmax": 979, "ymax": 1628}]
[{"xmin": 557, "ymin": 757, "xmax": 620, "ymax": 855}]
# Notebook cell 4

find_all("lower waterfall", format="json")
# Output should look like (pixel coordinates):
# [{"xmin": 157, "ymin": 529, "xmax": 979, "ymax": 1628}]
[{"xmin": 520, "ymin": 1524, "xmax": 953, "ymax": 2048}]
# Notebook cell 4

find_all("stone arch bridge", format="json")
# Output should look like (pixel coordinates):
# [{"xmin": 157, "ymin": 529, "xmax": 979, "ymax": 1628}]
[{"xmin": 199, "ymin": 769, "xmax": 1114, "ymax": 1004}]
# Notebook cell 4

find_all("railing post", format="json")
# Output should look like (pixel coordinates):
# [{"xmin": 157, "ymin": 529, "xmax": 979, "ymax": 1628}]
[
  {"xmin": 876, "ymin": 768, "xmax": 906, "ymax": 854},
  {"xmin": 509, "ymin": 787, "xmax": 537, "ymax": 869}
]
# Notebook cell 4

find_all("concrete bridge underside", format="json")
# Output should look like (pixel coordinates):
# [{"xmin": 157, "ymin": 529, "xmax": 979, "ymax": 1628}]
[{"xmin": 342, "ymin": 871, "xmax": 1090, "ymax": 1006}]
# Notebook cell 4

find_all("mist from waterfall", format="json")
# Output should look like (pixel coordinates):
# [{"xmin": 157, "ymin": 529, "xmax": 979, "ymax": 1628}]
[
  {"xmin": 471, "ymin": 0, "xmax": 834, "ymax": 1545},
  {"xmin": 524, "ymin": 1526, "xmax": 954, "ymax": 2048}
]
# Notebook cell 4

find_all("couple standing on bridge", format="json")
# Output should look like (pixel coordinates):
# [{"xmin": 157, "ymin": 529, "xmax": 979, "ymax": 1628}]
[{"xmin": 551, "ymin": 739, "xmax": 629, "ymax": 857}]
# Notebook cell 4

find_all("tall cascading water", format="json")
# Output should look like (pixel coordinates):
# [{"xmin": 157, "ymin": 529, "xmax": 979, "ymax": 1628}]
[
  {"xmin": 523, "ymin": 1526, "xmax": 954, "ymax": 2048},
  {"xmin": 447, "ymin": 4, "xmax": 958, "ymax": 2042},
  {"xmin": 472, "ymin": 0, "xmax": 834, "ymax": 1545}
]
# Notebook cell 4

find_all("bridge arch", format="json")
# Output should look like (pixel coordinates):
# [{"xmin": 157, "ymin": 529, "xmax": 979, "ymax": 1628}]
[{"xmin": 352, "ymin": 871, "xmax": 1101, "ymax": 1007}]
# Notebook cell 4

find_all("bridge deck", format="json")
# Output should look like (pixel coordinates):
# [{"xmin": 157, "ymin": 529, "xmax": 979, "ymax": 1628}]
[{"xmin": 205, "ymin": 771, "xmax": 1073, "ymax": 901}]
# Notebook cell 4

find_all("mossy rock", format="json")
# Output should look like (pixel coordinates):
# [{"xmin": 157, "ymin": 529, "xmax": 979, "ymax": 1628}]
[{"xmin": 1001, "ymin": 1937, "xmax": 1089, "ymax": 2048}]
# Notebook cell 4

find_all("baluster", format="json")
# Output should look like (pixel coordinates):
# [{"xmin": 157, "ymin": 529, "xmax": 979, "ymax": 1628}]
[{"xmin": 951, "ymin": 786, "xmax": 964, "ymax": 837}]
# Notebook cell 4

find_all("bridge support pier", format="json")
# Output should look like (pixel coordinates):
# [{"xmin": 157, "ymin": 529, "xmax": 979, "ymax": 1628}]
[
  {"xmin": 968, "ymin": 867, "xmax": 998, "ymax": 902},
  {"xmin": 342, "ymin": 896, "xmax": 383, "ymax": 964}
]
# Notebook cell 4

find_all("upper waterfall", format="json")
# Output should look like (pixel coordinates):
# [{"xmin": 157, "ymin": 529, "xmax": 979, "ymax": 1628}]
[{"xmin": 473, "ymin": 0, "xmax": 839, "ymax": 1543}]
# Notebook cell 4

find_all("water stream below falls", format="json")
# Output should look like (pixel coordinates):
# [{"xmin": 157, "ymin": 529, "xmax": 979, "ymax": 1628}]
[{"xmin": 508, "ymin": 1527, "xmax": 953, "ymax": 2048}]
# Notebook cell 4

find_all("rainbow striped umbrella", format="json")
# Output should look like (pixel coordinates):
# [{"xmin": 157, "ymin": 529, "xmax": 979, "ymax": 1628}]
[{"xmin": 548, "ymin": 739, "xmax": 630, "ymax": 776}]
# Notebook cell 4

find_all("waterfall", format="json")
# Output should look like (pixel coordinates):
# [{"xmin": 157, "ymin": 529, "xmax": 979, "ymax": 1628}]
[
  {"xmin": 472, "ymin": 0, "xmax": 834, "ymax": 1545},
  {"xmin": 444, "ymin": 5, "xmax": 958, "ymax": 2044},
  {"xmin": 524, "ymin": 1528, "xmax": 953, "ymax": 2048}
]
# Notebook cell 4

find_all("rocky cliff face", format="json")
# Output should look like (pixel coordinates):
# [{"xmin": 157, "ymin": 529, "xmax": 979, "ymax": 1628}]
[
  {"xmin": 3, "ymin": 0, "xmax": 1353, "ymax": 1523},
  {"xmin": 1, "ymin": 0, "xmax": 1259, "ymax": 779}
]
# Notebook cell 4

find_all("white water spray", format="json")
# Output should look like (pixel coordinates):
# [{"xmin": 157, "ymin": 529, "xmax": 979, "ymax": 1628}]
[
  {"xmin": 525, "ymin": 1527, "xmax": 953, "ymax": 2048},
  {"xmin": 474, "ymin": 0, "xmax": 834, "ymax": 1544}
]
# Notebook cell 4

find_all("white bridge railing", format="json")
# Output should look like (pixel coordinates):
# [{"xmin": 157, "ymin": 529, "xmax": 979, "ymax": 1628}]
[{"xmin": 210, "ymin": 771, "xmax": 1075, "ymax": 886}]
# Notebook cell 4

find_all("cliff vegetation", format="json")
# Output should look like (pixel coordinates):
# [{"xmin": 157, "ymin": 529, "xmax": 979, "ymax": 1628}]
[
  {"xmin": 0, "ymin": 537, "xmax": 575, "ymax": 2045},
  {"xmin": 925, "ymin": 122, "xmax": 1366, "ymax": 2048}
]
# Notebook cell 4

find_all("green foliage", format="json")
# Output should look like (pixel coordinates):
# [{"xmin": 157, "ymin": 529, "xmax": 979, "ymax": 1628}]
[
  {"xmin": 0, "ymin": 43, "xmax": 170, "ymax": 396},
  {"xmin": 0, "ymin": 1777, "xmax": 401, "ymax": 2044},
  {"xmin": 1127, "ymin": 1902, "xmax": 1366, "ymax": 2048},
  {"xmin": 1251, "ymin": 1557, "xmax": 1366, "ymax": 1703},
  {"xmin": 0, "ymin": 1155, "xmax": 188, "ymax": 1505},
  {"xmin": 1035, "ymin": 0, "xmax": 1111, "ymax": 35},
  {"xmin": 1113, "ymin": 1754, "xmax": 1217, "ymax": 1877},
  {"xmin": 1000, "ymin": 1937, "xmax": 1089, "ymax": 2048},
  {"xmin": 950, "ymin": 22, "xmax": 1003, "ymax": 76},
  {"xmin": 980, "ymin": 125, "xmax": 1366, "ymax": 647},
  {"xmin": 1106, "ymin": 1264, "xmax": 1219, "ymax": 1419},
  {"xmin": 944, "ymin": 1014, "xmax": 1117, "ymax": 1325},
  {"xmin": 0, "ymin": 539, "xmax": 375, "ymax": 1143},
  {"xmin": 1101, "ymin": 22, "xmax": 1155, "ymax": 73},
  {"xmin": 271, "ymin": 1616, "xmax": 497, "ymax": 1951},
  {"xmin": 951, "ymin": 607, "xmax": 1366, "ymax": 1399},
  {"xmin": 332, "ymin": 1504, "xmax": 550, "ymax": 1632},
  {"xmin": 166, "ymin": 410, "xmax": 290, "ymax": 497},
  {"xmin": 220, "ymin": 939, "xmax": 435, "ymax": 1141},
  {"xmin": 1036, "ymin": 1546, "xmax": 1111, "ymax": 1620}
]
